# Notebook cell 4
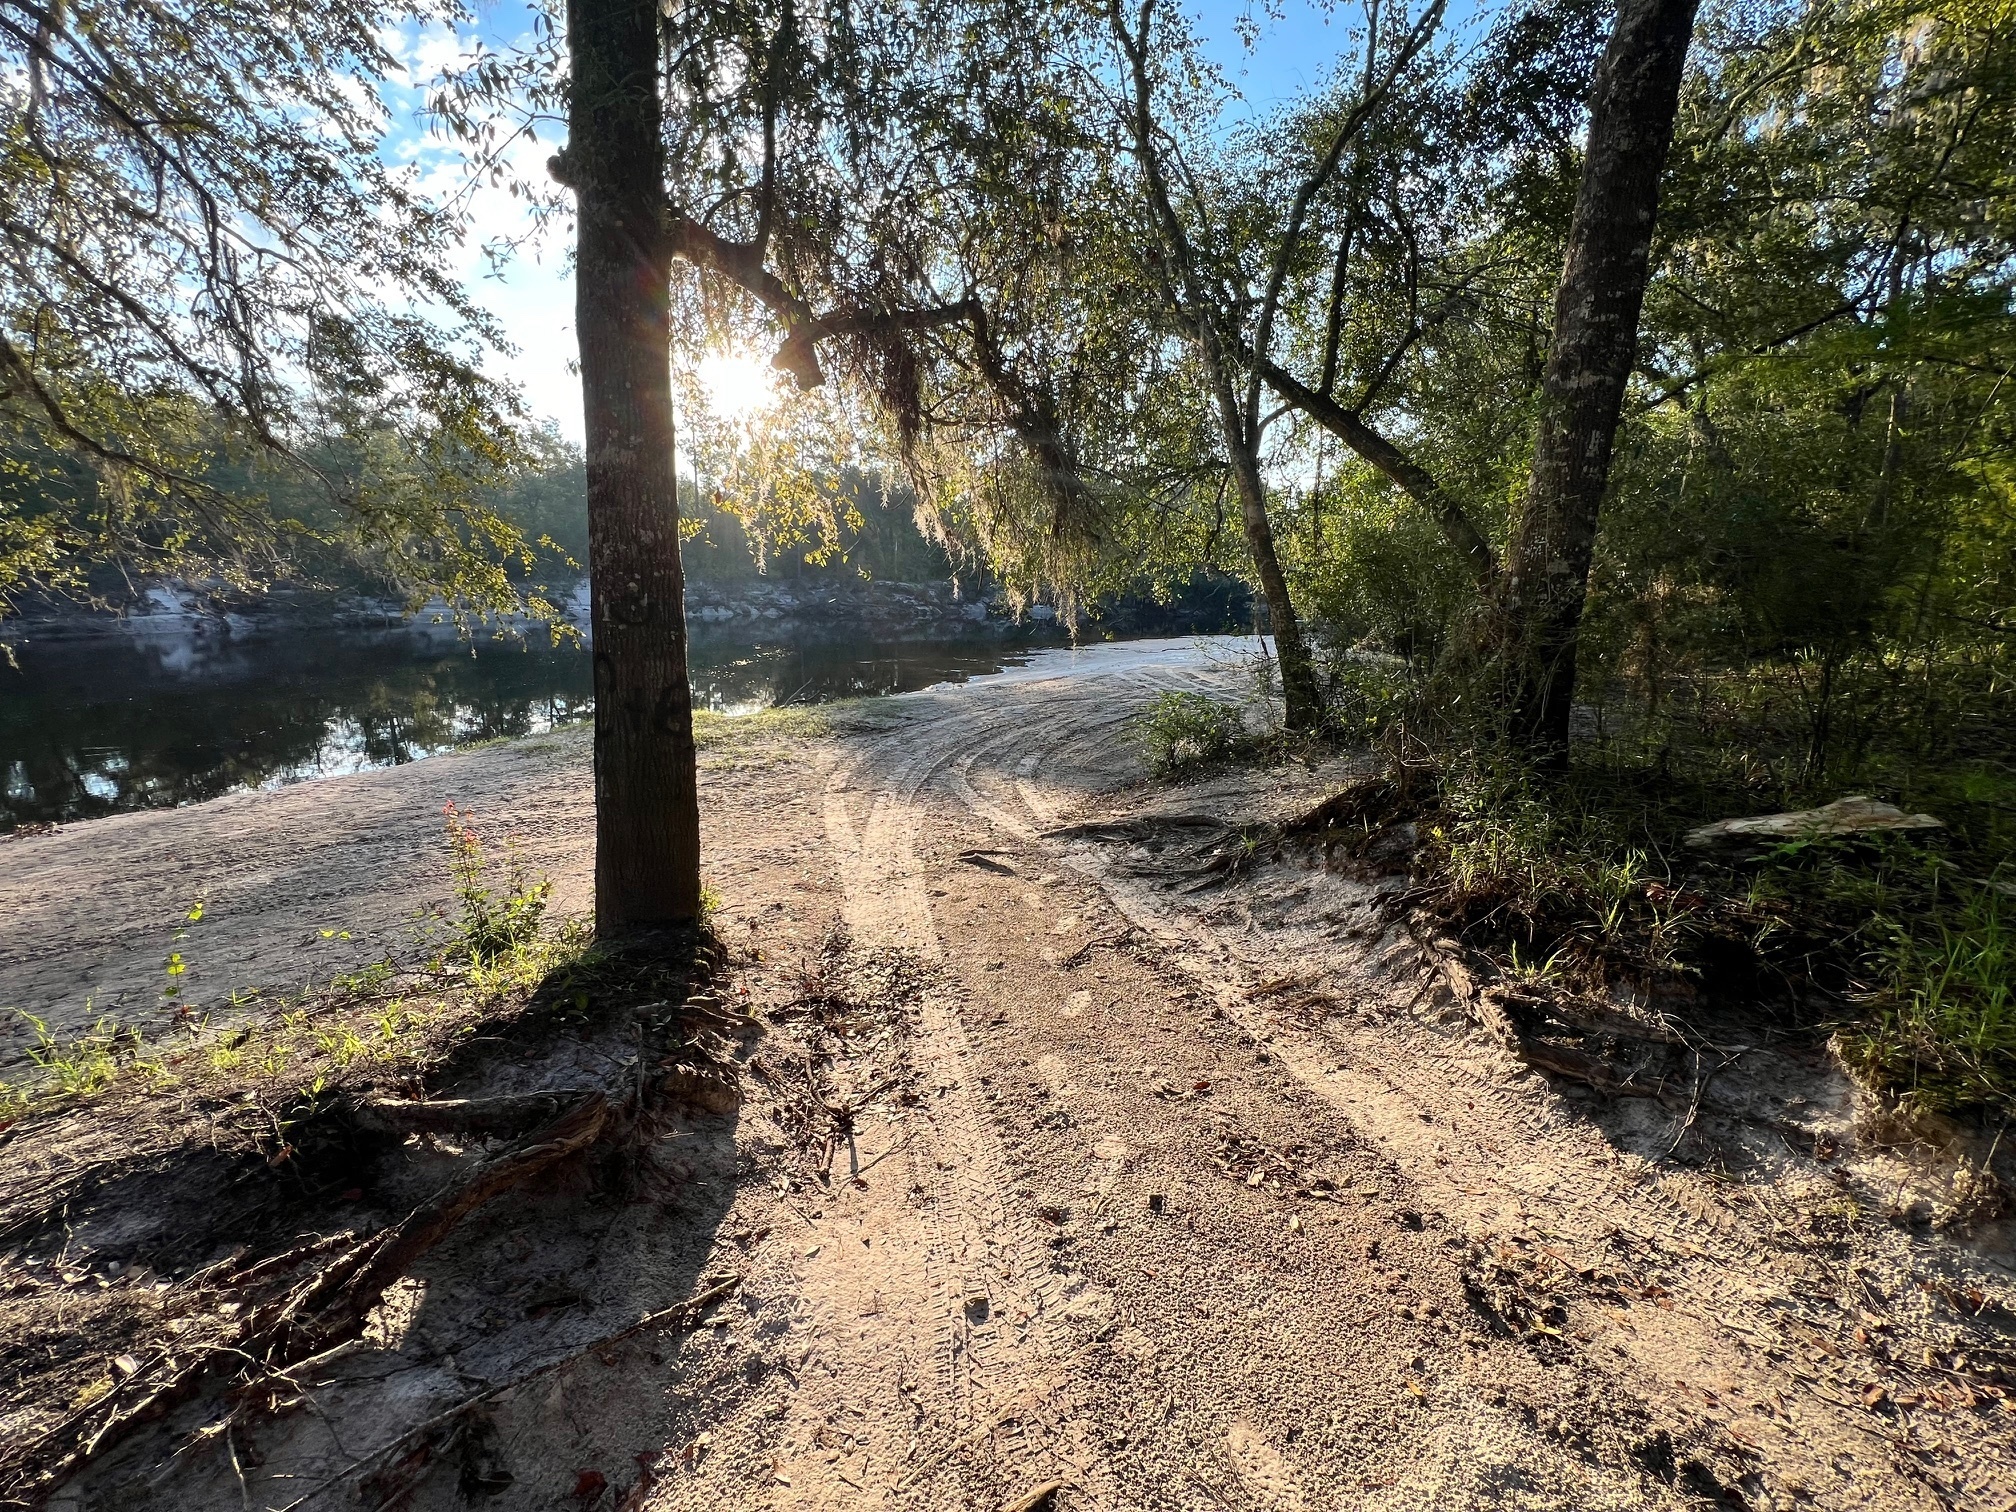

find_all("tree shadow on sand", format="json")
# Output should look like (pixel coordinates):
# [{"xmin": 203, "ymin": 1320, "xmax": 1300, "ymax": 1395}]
[{"xmin": 1, "ymin": 927, "xmax": 756, "ymax": 1511}]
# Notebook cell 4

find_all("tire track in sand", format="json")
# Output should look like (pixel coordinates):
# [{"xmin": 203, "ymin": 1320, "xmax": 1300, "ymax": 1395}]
[
  {"xmin": 935, "ymin": 656, "xmax": 1986, "ymax": 1512},
  {"xmin": 755, "ymin": 687, "xmax": 1129, "ymax": 1508}
]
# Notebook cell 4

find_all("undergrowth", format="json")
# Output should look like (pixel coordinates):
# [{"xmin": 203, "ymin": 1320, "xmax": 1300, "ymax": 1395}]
[
  {"xmin": 1232, "ymin": 635, "xmax": 2015, "ymax": 1120},
  {"xmin": 0, "ymin": 807, "xmax": 583, "ymax": 1127},
  {"xmin": 1310, "ymin": 742, "xmax": 2015, "ymax": 1122},
  {"xmin": 1136, "ymin": 690, "xmax": 1252, "ymax": 775},
  {"xmin": 441, "ymin": 799, "xmax": 552, "ymax": 966},
  {"xmin": 1847, "ymin": 873, "xmax": 2012, "ymax": 1117}
]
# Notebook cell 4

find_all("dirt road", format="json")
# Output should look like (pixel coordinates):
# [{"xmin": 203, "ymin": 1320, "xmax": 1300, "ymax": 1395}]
[{"xmin": 29, "ymin": 638, "xmax": 2014, "ymax": 1511}]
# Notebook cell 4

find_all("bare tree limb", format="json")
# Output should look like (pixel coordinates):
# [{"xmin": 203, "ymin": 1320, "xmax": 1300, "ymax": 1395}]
[{"xmin": 1253, "ymin": 354, "xmax": 1497, "ymax": 584}]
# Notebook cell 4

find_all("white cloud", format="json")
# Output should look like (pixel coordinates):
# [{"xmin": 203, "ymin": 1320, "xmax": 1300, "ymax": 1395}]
[{"xmin": 477, "ymin": 248, "xmax": 580, "ymax": 440}]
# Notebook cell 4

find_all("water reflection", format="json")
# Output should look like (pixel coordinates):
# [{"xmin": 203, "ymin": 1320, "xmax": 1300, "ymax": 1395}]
[{"xmin": 0, "ymin": 626, "xmax": 1026, "ymax": 827}]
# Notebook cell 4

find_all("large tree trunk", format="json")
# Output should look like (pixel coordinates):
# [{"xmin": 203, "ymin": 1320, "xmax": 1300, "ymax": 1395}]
[
  {"xmin": 566, "ymin": 0, "xmax": 702, "ymax": 931},
  {"xmin": 1500, "ymin": 0, "xmax": 1699, "ymax": 759}
]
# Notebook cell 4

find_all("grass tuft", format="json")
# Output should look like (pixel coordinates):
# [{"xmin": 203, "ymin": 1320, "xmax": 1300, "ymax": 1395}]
[{"xmin": 1847, "ymin": 874, "xmax": 2014, "ymax": 1116}]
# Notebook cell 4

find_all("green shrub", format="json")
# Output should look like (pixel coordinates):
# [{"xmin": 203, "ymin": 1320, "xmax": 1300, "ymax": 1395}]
[
  {"xmin": 1322, "ymin": 653, "xmax": 1416, "ymax": 741},
  {"xmin": 1136, "ymin": 691, "xmax": 1248, "ymax": 775}
]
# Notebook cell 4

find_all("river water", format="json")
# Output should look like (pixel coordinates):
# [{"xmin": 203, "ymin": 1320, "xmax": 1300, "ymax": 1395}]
[{"xmin": 0, "ymin": 625, "xmax": 1043, "ymax": 828}]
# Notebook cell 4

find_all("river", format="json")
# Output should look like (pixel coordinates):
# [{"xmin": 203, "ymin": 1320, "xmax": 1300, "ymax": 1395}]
[{"xmin": 0, "ymin": 624, "xmax": 1043, "ymax": 829}]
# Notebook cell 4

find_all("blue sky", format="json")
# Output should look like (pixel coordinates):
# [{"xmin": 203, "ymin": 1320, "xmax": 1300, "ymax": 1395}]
[{"xmin": 383, "ymin": 1, "xmax": 1483, "ymax": 441}]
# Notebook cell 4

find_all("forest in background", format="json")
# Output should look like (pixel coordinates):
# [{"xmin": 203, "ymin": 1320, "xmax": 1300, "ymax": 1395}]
[
  {"xmin": 1, "ymin": 430, "xmax": 959, "ymax": 607},
  {"xmin": 0, "ymin": 0, "xmax": 2009, "ymax": 1116}
]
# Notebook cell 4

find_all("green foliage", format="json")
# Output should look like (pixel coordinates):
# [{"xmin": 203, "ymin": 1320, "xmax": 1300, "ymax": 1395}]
[
  {"xmin": 1288, "ymin": 483, "xmax": 1475, "ymax": 670},
  {"xmin": 0, "ymin": 0, "xmax": 557, "ymax": 633},
  {"xmin": 1234, "ymin": 0, "xmax": 2016, "ymax": 799},
  {"xmin": 1319, "ymin": 653, "xmax": 1418, "ymax": 741},
  {"xmin": 18, "ymin": 1012, "xmax": 128, "ymax": 1098},
  {"xmin": 4, "ymin": 1010, "xmax": 171, "ymax": 1109},
  {"xmin": 1383, "ymin": 738, "xmax": 2016, "ymax": 1118},
  {"xmin": 439, "ymin": 801, "xmax": 552, "ymax": 967},
  {"xmin": 1418, "ymin": 755, "xmax": 1691, "ymax": 975},
  {"xmin": 1849, "ymin": 875, "xmax": 2014, "ymax": 1115},
  {"xmin": 0, "ymin": 804, "xmax": 581, "ymax": 1119},
  {"xmin": 1135, "ymin": 691, "xmax": 1250, "ymax": 775}
]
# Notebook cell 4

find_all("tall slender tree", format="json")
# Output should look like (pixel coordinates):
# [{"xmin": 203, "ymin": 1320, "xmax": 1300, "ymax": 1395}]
[
  {"xmin": 1111, "ymin": 0, "xmax": 1327, "ymax": 730},
  {"xmin": 558, "ymin": 0, "xmax": 702, "ymax": 932},
  {"xmin": 1497, "ymin": 0, "xmax": 1700, "ymax": 756}
]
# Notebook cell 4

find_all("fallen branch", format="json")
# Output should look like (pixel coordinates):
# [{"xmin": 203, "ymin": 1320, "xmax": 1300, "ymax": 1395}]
[
  {"xmin": 1470, "ymin": 984, "xmax": 1686, "ymax": 1107},
  {"xmin": 1040, "ymin": 814, "xmax": 1226, "ymax": 842},
  {"xmin": 221, "ymin": 1231, "xmax": 362, "ymax": 1290},
  {"xmin": 1002, "ymin": 1481, "xmax": 1068, "ymax": 1512}
]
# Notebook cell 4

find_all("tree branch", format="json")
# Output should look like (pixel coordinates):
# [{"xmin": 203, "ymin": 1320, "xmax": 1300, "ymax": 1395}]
[
  {"xmin": 1244, "ymin": 0, "xmax": 1446, "ymax": 433},
  {"xmin": 662, "ymin": 208, "xmax": 976, "ymax": 388},
  {"xmin": 1254, "ymin": 354, "xmax": 1497, "ymax": 583}
]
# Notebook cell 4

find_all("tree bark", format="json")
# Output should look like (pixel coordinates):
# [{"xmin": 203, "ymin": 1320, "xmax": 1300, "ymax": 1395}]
[
  {"xmin": 566, "ymin": 0, "xmax": 702, "ymax": 930},
  {"xmin": 1218, "ymin": 397, "xmax": 1324, "ymax": 731},
  {"xmin": 1499, "ymin": 0, "xmax": 1699, "ymax": 759}
]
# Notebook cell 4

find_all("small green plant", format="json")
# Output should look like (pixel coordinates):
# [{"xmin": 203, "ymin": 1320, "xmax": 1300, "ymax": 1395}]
[
  {"xmin": 1136, "ymin": 691, "xmax": 1249, "ymax": 775},
  {"xmin": 313, "ymin": 1024, "xmax": 368, "ymax": 1068},
  {"xmin": 334, "ymin": 959, "xmax": 394, "ymax": 995},
  {"xmin": 441, "ymin": 801, "xmax": 552, "ymax": 965},
  {"xmin": 1506, "ymin": 941, "xmax": 1573, "ymax": 988},
  {"xmin": 16, "ymin": 1011, "xmax": 133, "ymax": 1099},
  {"xmin": 376, "ymin": 1001, "xmax": 412, "ymax": 1042},
  {"xmin": 1406, "ymin": 753, "xmax": 1711, "ymax": 985},
  {"xmin": 1848, "ymin": 874, "xmax": 2014, "ymax": 1115},
  {"xmin": 162, "ymin": 900, "xmax": 205, "ymax": 1003}
]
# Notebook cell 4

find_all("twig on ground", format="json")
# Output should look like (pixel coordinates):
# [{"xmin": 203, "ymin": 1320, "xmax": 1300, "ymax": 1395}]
[
  {"xmin": 272, "ymin": 1275, "xmax": 742, "ymax": 1512},
  {"xmin": 851, "ymin": 1134, "xmax": 912, "ymax": 1178}
]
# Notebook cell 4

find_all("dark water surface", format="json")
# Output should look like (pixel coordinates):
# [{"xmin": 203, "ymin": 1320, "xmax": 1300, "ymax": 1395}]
[{"xmin": 0, "ymin": 626, "xmax": 1033, "ymax": 827}]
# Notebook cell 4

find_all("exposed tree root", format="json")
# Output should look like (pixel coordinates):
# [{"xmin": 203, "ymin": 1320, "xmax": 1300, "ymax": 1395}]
[
  {"xmin": 1, "ymin": 1095, "xmax": 613, "ymax": 1507},
  {"xmin": 1471, "ymin": 988, "xmax": 1690, "ymax": 1107},
  {"xmin": 346, "ymin": 1089, "xmax": 599, "ymax": 1138}
]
